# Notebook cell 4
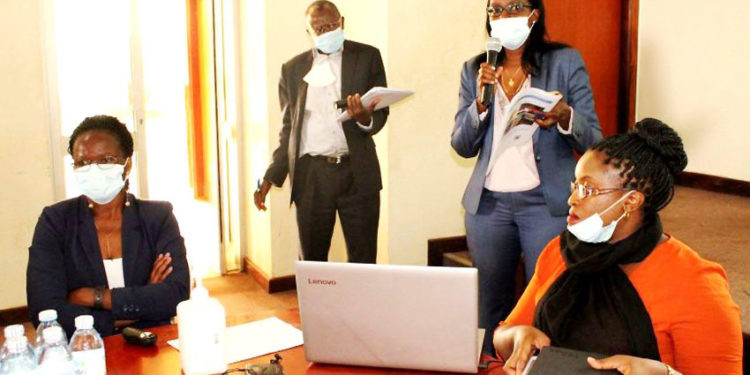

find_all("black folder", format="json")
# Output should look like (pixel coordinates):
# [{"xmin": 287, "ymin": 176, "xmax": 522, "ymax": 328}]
[{"xmin": 527, "ymin": 346, "xmax": 619, "ymax": 375}]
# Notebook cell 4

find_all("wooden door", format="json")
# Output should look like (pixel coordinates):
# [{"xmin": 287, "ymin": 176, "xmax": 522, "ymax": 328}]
[{"xmin": 544, "ymin": 0, "xmax": 638, "ymax": 135}]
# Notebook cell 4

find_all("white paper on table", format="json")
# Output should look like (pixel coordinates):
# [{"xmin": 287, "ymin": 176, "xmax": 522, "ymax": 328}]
[
  {"xmin": 167, "ymin": 317, "xmax": 304, "ymax": 364},
  {"xmin": 336, "ymin": 86, "xmax": 414, "ymax": 122}
]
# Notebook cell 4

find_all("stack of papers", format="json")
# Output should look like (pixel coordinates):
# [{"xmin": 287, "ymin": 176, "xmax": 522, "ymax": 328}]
[
  {"xmin": 337, "ymin": 87, "xmax": 414, "ymax": 122},
  {"xmin": 168, "ymin": 317, "xmax": 304, "ymax": 364}
]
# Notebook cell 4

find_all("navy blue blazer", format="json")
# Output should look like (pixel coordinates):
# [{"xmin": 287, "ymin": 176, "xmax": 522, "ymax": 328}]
[
  {"xmin": 451, "ymin": 48, "xmax": 603, "ymax": 216},
  {"xmin": 26, "ymin": 195, "xmax": 190, "ymax": 337}
]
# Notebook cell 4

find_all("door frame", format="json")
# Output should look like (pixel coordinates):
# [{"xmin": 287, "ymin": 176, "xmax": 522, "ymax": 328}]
[{"xmin": 619, "ymin": 0, "xmax": 639, "ymax": 133}]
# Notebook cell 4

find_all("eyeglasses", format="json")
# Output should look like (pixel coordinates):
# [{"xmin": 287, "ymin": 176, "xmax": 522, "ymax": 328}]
[
  {"xmin": 72, "ymin": 156, "xmax": 128, "ymax": 171},
  {"xmin": 222, "ymin": 354, "xmax": 283, "ymax": 375},
  {"xmin": 487, "ymin": 2, "xmax": 533, "ymax": 17},
  {"xmin": 309, "ymin": 19, "xmax": 341, "ymax": 35},
  {"xmin": 570, "ymin": 181, "xmax": 629, "ymax": 200}
]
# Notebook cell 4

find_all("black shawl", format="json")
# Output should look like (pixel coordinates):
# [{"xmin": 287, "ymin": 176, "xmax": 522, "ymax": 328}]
[{"xmin": 532, "ymin": 214, "xmax": 663, "ymax": 360}]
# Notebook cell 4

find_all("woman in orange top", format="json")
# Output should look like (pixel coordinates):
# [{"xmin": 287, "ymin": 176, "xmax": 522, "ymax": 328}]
[{"xmin": 493, "ymin": 118, "xmax": 743, "ymax": 375}]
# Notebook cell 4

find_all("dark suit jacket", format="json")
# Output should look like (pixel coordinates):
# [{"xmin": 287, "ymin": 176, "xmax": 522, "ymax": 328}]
[
  {"xmin": 263, "ymin": 40, "xmax": 389, "ymax": 203},
  {"xmin": 26, "ymin": 195, "xmax": 190, "ymax": 337}
]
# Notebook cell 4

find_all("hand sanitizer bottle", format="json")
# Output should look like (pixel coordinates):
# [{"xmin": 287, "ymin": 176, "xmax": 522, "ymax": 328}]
[{"xmin": 176, "ymin": 277, "xmax": 226, "ymax": 375}]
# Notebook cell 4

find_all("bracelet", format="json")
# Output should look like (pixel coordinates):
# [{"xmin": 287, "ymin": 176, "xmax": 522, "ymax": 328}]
[
  {"xmin": 665, "ymin": 364, "xmax": 680, "ymax": 375},
  {"xmin": 93, "ymin": 287, "xmax": 105, "ymax": 309}
]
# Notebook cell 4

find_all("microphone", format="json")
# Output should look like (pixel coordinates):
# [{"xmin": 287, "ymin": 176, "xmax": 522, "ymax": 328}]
[
  {"xmin": 334, "ymin": 99, "xmax": 348, "ymax": 110},
  {"xmin": 481, "ymin": 37, "xmax": 503, "ymax": 108}
]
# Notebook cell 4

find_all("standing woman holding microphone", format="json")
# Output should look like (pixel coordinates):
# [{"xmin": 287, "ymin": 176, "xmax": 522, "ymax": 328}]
[{"xmin": 451, "ymin": 0, "xmax": 603, "ymax": 354}]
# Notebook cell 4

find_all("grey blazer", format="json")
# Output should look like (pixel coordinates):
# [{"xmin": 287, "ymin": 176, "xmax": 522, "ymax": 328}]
[
  {"xmin": 451, "ymin": 48, "xmax": 603, "ymax": 216},
  {"xmin": 264, "ymin": 40, "xmax": 389, "ymax": 203}
]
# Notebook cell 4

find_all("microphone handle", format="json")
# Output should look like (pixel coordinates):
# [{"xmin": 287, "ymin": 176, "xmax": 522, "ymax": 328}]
[{"xmin": 481, "ymin": 50, "xmax": 500, "ymax": 108}]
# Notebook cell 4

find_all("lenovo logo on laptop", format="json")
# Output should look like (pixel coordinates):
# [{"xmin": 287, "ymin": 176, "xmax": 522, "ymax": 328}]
[{"xmin": 307, "ymin": 278, "xmax": 337, "ymax": 286}]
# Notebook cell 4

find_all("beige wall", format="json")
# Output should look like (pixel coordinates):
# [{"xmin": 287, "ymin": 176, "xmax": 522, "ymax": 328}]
[
  {"xmin": 0, "ymin": 0, "xmax": 56, "ymax": 309},
  {"xmin": 637, "ymin": 0, "xmax": 750, "ymax": 181},
  {"xmin": 242, "ymin": 0, "xmax": 393, "ymax": 278},
  {"xmin": 244, "ymin": 0, "xmax": 750, "ymax": 277},
  {"xmin": 385, "ymin": 2, "xmax": 485, "ymax": 265},
  {"xmin": 6, "ymin": 0, "xmax": 747, "ymax": 308},
  {"xmin": 241, "ymin": 0, "xmax": 487, "ymax": 276}
]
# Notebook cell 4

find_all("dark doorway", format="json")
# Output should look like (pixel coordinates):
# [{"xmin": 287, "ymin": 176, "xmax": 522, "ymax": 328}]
[{"xmin": 544, "ymin": 0, "xmax": 639, "ymax": 135}]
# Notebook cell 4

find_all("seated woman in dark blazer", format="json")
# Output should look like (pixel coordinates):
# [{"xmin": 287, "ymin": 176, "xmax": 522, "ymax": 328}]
[
  {"xmin": 27, "ymin": 115, "xmax": 190, "ymax": 337},
  {"xmin": 493, "ymin": 119, "xmax": 743, "ymax": 375}
]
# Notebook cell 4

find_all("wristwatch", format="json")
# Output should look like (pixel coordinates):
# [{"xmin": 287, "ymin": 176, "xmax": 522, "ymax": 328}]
[
  {"xmin": 665, "ymin": 364, "xmax": 680, "ymax": 375},
  {"xmin": 93, "ymin": 286, "xmax": 105, "ymax": 309}
]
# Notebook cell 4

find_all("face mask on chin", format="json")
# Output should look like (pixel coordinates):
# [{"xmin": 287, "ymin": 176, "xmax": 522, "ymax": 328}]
[
  {"xmin": 567, "ymin": 191, "xmax": 634, "ymax": 243},
  {"xmin": 489, "ymin": 11, "xmax": 536, "ymax": 50},
  {"xmin": 313, "ymin": 27, "xmax": 345, "ymax": 54},
  {"xmin": 74, "ymin": 159, "xmax": 129, "ymax": 205}
]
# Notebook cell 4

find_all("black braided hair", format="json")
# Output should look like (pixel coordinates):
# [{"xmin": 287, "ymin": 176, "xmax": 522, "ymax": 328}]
[
  {"xmin": 67, "ymin": 115, "xmax": 134, "ymax": 158},
  {"xmin": 591, "ymin": 118, "xmax": 688, "ymax": 213}
]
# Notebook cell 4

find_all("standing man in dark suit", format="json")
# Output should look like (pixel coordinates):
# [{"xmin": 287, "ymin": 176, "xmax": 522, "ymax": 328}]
[{"xmin": 254, "ymin": 0, "xmax": 388, "ymax": 263}]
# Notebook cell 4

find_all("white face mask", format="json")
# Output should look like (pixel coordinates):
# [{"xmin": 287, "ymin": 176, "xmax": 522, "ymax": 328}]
[
  {"xmin": 74, "ymin": 159, "xmax": 129, "ymax": 205},
  {"xmin": 489, "ymin": 12, "xmax": 536, "ymax": 50},
  {"xmin": 567, "ymin": 191, "xmax": 634, "ymax": 243}
]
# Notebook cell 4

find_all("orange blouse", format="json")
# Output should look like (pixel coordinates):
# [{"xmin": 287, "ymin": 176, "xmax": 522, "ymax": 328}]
[{"xmin": 502, "ymin": 235, "xmax": 743, "ymax": 375}]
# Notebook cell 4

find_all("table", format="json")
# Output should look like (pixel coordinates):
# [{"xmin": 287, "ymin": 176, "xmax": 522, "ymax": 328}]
[{"xmin": 104, "ymin": 308, "xmax": 505, "ymax": 375}]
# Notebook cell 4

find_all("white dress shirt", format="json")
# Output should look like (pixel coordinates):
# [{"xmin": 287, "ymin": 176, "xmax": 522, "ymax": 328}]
[
  {"xmin": 103, "ymin": 258, "xmax": 125, "ymax": 289},
  {"xmin": 470, "ymin": 75, "xmax": 574, "ymax": 192},
  {"xmin": 299, "ymin": 47, "xmax": 373, "ymax": 158}
]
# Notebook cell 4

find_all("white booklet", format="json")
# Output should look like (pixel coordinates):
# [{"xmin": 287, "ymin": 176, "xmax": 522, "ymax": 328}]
[
  {"xmin": 336, "ymin": 86, "xmax": 414, "ymax": 122},
  {"xmin": 498, "ymin": 87, "xmax": 562, "ymax": 149},
  {"xmin": 168, "ymin": 317, "xmax": 304, "ymax": 364}
]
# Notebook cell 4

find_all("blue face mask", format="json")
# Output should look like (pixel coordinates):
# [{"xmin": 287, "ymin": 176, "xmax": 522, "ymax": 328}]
[
  {"xmin": 74, "ymin": 158, "xmax": 130, "ymax": 205},
  {"xmin": 314, "ymin": 27, "xmax": 345, "ymax": 54}
]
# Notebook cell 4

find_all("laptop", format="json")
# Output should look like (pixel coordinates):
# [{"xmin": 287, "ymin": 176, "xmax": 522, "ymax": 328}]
[{"xmin": 295, "ymin": 261, "xmax": 484, "ymax": 373}]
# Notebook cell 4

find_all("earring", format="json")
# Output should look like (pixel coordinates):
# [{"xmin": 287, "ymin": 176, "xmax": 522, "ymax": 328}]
[
  {"xmin": 88, "ymin": 202, "xmax": 94, "ymax": 209},
  {"xmin": 124, "ymin": 180, "xmax": 131, "ymax": 207},
  {"xmin": 625, "ymin": 211, "xmax": 631, "ymax": 219}
]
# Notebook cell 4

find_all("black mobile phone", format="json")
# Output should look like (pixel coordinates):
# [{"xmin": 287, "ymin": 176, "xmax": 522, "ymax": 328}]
[{"xmin": 121, "ymin": 327, "xmax": 157, "ymax": 347}]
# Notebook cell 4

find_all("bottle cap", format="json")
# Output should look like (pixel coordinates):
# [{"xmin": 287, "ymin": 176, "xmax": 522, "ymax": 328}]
[
  {"xmin": 3, "ymin": 324, "xmax": 24, "ymax": 339},
  {"xmin": 74, "ymin": 315, "xmax": 94, "ymax": 330},
  {"xmin": 5, "ymin": 336, "xmax": 29, "ymax": 354},
  {"xmin": 191, "ymin": 277, "xmax": 209, "ymax": 299},
  {"xmin": 42, "ymin": 326, "xmax": 63, "ymax": 343},
  {"xmin": 38, "ymin": 309, "xmax": 58, "ymax": 322}
]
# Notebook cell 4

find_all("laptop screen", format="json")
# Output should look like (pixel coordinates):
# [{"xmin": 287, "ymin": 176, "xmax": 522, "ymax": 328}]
[{"xmin": 296, "ymin": 261, "xmax": 481, "ymax": 373}]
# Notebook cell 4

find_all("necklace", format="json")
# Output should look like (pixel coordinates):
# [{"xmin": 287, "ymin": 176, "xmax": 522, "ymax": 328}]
[
  {"xmin": 504, "ymin": 65, "xmax": 524, "ymax": 87},
  {"xmin": 500, "ymin": 65, "xmax": 525, "ymax": 98},
  {"xmin": 94, "ymin": 222, "xmax": 114, "ymax": 259}
]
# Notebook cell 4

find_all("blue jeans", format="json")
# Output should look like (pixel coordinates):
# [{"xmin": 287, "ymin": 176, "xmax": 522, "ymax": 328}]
[{"xmin": 465, "ymin": 186, "xmax": 567, "ymax": 355}]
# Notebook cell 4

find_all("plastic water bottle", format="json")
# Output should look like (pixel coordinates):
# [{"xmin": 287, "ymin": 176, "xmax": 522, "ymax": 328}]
[
  {"xmin": 0, "ymin": 335, "xmax": 37, "ymax": 374},
  {"xmin": 1, "ymin": 325, "xmax": 28, "ymax": 361},
  {"xmin": 176, "ymin": 278, "xmax": 227, "ymax": 375},
  {"xmin": 68, "ymin": 315, "xmax": 106, "ymax": 375},
  {"xmin": 34, "ymin": 310, "xmax": 66, "ymax": 360},
  {"xmin": 37, "ymin": 326, "xmax": 74, "ymax": 375}
]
